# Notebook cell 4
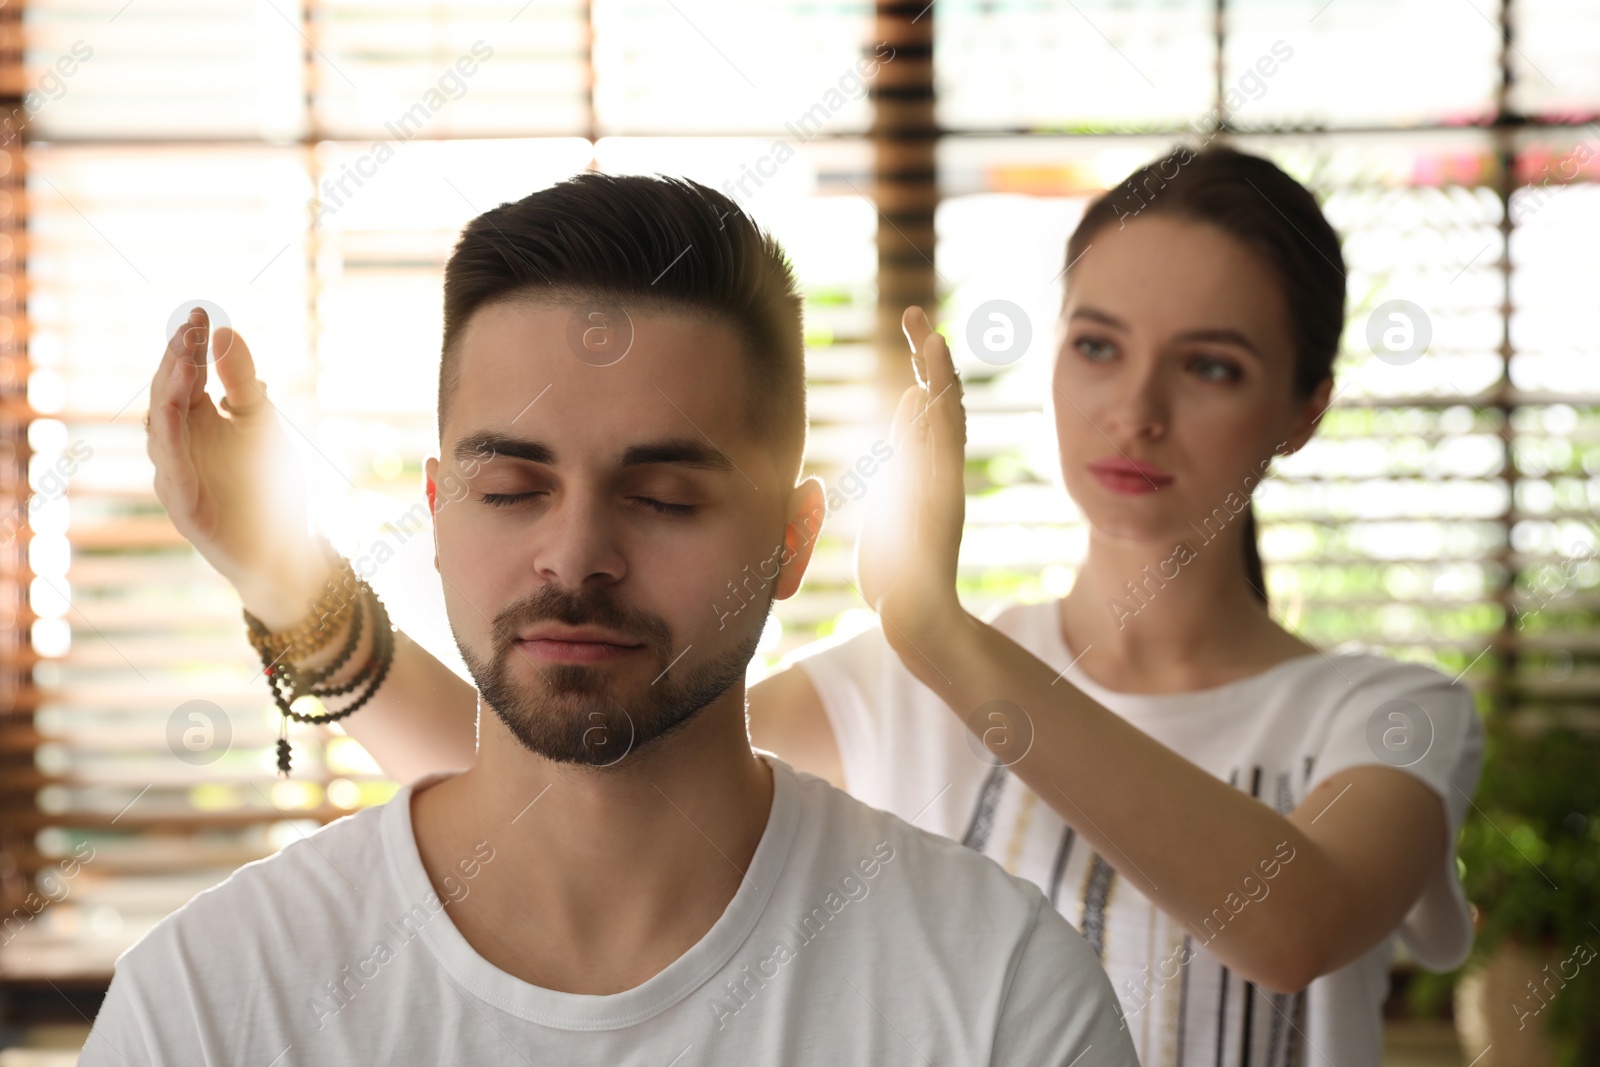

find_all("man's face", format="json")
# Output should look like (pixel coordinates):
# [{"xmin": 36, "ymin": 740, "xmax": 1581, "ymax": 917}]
[{"xmin": 424, "ymin": 299, "xmax": 817, "ymax": 768}]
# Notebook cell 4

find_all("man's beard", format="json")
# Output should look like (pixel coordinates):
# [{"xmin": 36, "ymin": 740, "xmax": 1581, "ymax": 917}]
[{"xmin": 454, "ymin": 582, "xmax": 771, "ymax": 767}]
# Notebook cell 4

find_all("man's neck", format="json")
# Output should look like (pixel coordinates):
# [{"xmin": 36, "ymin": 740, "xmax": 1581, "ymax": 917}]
[{"xmin": 409, "ymin": 697, "xmax": 775, "ymax": 995}]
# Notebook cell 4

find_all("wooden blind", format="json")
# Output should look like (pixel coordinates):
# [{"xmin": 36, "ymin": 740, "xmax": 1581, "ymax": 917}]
[
  {"xmin": 0, "ymin": 0, "xmax": 1595, "ymax": 1024},
  {"xmin": 0, "ymin": 0, "xmax": 888, "ymax": 998},
  {"xmin": 916, "ymin": 1, "xmax": 1599, "ymax": 728}
]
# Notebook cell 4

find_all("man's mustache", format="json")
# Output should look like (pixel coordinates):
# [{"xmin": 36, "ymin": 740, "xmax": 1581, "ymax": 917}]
[{"xmin": 493, "ymin": 588, "xmax": 671, "ymax": 651}]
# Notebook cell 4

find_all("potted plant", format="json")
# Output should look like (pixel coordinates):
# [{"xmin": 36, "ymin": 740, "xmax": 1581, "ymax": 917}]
[{"xmin": 1411, "ymin": 723, "xmax": 1600, "ymax": 1066}]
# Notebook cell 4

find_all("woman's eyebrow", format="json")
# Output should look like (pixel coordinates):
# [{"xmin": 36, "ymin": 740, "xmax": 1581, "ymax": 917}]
[
  {"xmin": 1066, "ymin": 307, "xmax": 1128, "ymax": 330},
  {"xmin": 1065, "ymin": 309, "xmax": 1265, "ymax": 361},
  {"xmin": 1172, "ymin": 327, "xmax": 1264, "ymax": 359}
]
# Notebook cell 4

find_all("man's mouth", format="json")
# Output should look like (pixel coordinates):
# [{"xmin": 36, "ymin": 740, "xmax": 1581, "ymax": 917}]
[{"xmin": 514, "ymin": 625, "xmax": 645, "ymax": 664}]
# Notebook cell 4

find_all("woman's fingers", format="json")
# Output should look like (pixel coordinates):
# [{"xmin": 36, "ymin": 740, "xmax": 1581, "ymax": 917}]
[
  {"xmin": 152, "ymin": 309, "xmax": 203, "ymax": 414},
  {"xmin": 148, "ymin": 315, "xmax": 197, "ymax": 480},
  {"xmin": 888, "ymin": 380, "xmax": 920, "ymax": 449},
  {"xmin": 854, "ymin": 305, "xmax": 968, "ymax": 632},
  {"xmin": 897, "ymin": 305, "xmax": 965, "ymax": 487},
  {"xmin": 858, "ymin": 383, "xmax": 921, "ymax": 605},
  {"xmin": 212, "ymin": 325, "xmax": 266, "ymax": 417},
  {"xmin": 901, "ymin": 305, "xmax": 932, "ymax": 387},
  {"xmin": 151, "ymin": 388, "xmax": 200, "ymax": 523},
  {"xmin": 154, "ymin": 310, "xmax": 193, "ymax": 388},
  {"xmin": 900, "ymin": 304, "xmax": 963, "ymax": 417},
  {"xmin": 918, "ymin": 327, "xmax": 952, "ymax": 400},
  {"xmin": 923, "ymin": 328, "xmax": 966, "ymax": 454},
  {"xmin": 148, "ymin": 309, "xmax": 218, "ymax": 530},
  {"xmin": 182, "ymin": 308, "xmax": 211, "ymax": 407}
]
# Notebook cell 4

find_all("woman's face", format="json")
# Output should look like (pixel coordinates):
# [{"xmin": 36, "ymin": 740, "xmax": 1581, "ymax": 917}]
[{"xmin": 1051, "ymin": 213, "xmax": 1330, "ymax": 547}]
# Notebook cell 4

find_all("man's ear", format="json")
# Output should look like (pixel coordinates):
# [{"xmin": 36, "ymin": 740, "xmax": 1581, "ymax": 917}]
[
  {"xmin": 424, "ymin": 457, "xmax": 440, "ymax": 572},
  {"xmin": 773, "ymin": 477, "xmax": 827, "ymax": 600}
]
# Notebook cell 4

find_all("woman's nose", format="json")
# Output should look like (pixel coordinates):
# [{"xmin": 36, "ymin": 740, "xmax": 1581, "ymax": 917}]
[{"xmin": 1105, "ymin": 360, "xmax": 1169, "ymax": 442}]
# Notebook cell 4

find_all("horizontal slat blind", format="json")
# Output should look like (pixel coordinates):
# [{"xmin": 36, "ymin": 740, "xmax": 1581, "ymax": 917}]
[
  {"xmin": 592, "ymin": 0, "xmax": 874, "ymax": 134},
  {"xmin": 313, "ymin": 0, "xmax": 591, "ymax": 137},
  {"xmin": 4, "ymin": 0, "xmax": 884, "ymax": 984},
  {"xmin": 2, "ymin": 0, "xmax": 1595, "ymax": 1006},
  {"xmin": 1222, "ymin": 0, "xmax": 1503, "ymax": 127},
  {"xmin": 6, "ymin": 144, "xmax": 320, "ymax": 977},
  {"xmin": 935, "ymin": 0, "xmax": 1214, "ymax": 132},
  {"xmin": 1503, "ymin": 134, "xmax": 1600, "ymax": 718},
  {"xmin": 22, "ymin": 0, "xmax": 306, "ymax": 140}
]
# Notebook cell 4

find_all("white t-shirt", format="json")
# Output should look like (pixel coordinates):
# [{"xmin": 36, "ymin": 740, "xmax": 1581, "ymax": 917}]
[
  {"xmin": 793, "ymin": 598, "xmax": 1485, "ymax": 1067},
  {"xmin": 83, "ymin": 753, "xmax": 1138, "ymax": 1066}
]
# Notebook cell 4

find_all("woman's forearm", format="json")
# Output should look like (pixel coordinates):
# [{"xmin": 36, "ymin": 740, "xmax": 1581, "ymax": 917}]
[
  {"xmin": 332, "ymin": 625, "xmax": 479, "ymax": 783},
  {"xmin": 238, "ymin": 550, "xmax": 480, "ymax": 784},
  {"xmin": 886, "ymin": 611, "xmax": 1374, "ymax": 993}
]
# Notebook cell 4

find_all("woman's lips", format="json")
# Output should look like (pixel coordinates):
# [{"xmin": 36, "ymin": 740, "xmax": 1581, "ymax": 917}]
[{"xmin": 1088, "ymin": 460, "xmax": 1173, "ymax": 495}]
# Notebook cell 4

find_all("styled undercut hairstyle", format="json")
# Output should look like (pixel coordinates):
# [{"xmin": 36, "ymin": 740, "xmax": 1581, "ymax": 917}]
[{"xmin": 438, "ymin": 171, "xmax": 808, "ymax": 490}]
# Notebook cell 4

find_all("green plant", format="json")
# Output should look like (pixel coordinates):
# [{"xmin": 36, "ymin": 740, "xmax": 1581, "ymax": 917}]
[{"xmin": 1410, "ymin": 723, "xmax": 1600, "ymax": 1066}]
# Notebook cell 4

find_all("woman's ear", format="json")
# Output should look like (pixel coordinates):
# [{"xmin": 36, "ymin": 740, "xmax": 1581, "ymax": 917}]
[{"xmin": 1283, "ymin": 374, "xmax": 1334, "ymax": 454}]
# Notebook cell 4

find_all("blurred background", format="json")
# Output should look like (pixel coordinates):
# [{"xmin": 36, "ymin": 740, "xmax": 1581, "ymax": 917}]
[{"xmin": 0, "ymin": 1, "xmax": 1595, "ymax": 1063}]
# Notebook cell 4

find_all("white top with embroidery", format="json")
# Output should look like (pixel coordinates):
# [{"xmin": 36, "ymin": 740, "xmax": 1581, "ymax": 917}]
[{"xmin": 791, "ymin": 597, "xmax": 1485, "ymax": 1067}]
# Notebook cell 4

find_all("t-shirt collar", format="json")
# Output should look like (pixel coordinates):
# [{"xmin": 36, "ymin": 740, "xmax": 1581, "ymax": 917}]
[{"xmin": 379, "ymin": 752, "xmax": 800, "ymax": 1031}]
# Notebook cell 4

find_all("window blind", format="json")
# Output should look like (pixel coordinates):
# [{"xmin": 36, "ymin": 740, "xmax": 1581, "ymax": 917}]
[
  {"xmin": 1, "ymin": 0, "xmax": 886, "ymax": 991},
  {"xmin": 0, "ymin": 0, "xmax": 1594, "ymax": 1022}
]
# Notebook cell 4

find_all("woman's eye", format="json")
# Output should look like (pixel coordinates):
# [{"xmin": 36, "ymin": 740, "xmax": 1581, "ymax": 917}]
[
  {"xmin": 1189, "ymin": 355, "xmax": 1242, "ymax": 383},
  {"xmin": 634, "ymin": 497, "xmax": 697, "ymax": 517},
  {"xmin": 1074, "ymin": 336, "xmax": 1117, "ymax": 362},
  {"xmin": 479, "ymin": 491, "xmax": 542, "ymax": 508}
]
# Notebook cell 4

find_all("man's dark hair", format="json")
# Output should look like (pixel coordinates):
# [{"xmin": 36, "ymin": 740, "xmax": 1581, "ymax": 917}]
[{"xmin": 438, "ymin": 171, "xmax": 807, "ymax": 489}]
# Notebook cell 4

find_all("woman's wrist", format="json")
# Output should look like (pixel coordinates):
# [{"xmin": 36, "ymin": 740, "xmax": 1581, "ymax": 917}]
[
  {"xmin": 881, "ymin": 601, "xmax": 978, "ymax": 688},
  {"xmin": 234, "ymin": 538, "xmax": 342, "ymax": 633},
  {"xmin": 238, "ymin": 541, "xmax": 380, "ymax": 714}
]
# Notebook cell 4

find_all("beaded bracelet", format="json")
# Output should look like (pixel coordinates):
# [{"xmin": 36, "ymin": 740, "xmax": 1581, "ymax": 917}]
[
  {"xmin": 243, "ymin": 558, "xmax": 396, "ymax": 778},
  {"xmin": 242, "ymin": 546, "xmax": 362, "ymax": 663}
]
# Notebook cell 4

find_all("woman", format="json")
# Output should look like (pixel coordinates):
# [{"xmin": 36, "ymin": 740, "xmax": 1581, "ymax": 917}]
[{"xmin": 149, "ymin": 144, "xmax": 1482, "ymax": 1066}]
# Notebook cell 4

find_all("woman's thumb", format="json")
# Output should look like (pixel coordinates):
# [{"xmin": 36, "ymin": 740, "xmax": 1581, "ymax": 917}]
[{"xmin": 212, "ymin": 327, "xmax": 268, "ymax": 415}]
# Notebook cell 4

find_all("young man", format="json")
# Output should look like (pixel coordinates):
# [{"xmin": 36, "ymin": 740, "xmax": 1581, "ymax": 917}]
[{"xmin": 86, "ymin": 173, "xmax": 1137, "ymax": 1065}]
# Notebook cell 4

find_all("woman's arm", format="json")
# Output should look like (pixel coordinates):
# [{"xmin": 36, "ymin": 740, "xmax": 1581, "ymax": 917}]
[
  {"xmin": 146, "ymin": 312, "xmax": 480, "ymax": 782},
  {"xmin": 746, "ymin": 663, "xmax": 844, "ymax": 789},
  {"xmin": 892, "ymin": 614, "xmax": 1445, "ymax": 995},
  {"xmin": 149, "ymin": 310, "xmax": 846, "ymax": 786},
  {"xmin": 862, "ymin": 306, "xmax": 1447, "ymax": 994},
  {"xmin": 243, "ymin": 551, "xmax": 844, "ymax": 786},
  {"xmin": 238, "ymin": 553, "xmax": 479, "ymax": 783}
]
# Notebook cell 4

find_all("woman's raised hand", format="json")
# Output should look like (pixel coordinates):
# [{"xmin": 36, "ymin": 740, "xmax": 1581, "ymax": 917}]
[
  {"xmin": 854, "ymin": 305, "xmax": 970, "ymax": 652},
  {"xmin": 146, "ymin": 308, "xmax": 329, "ymax": 627}
]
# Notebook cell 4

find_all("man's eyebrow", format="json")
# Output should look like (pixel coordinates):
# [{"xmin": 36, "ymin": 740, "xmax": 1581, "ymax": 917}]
[
  {"xmin": 618, "ymin": 437, "xmax": 737, "ymax": 473},
  {"xmin": 451, "ymin": 432, "xmax": 736, "ymax": 473},
  {"xmin": 453, "ymin": 432, "xmax": 553, "ymax": 467}
]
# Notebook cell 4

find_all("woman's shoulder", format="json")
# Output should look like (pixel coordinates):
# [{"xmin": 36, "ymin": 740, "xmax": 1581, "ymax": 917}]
[
  {"xmin": 1289, "ymin": 640, "xmax": 1476, "ymax": 701},
  {"xmin": 779, "ymin": 612, "xmax": 893, "ymax": 676},
  {"xmin": 963, "ymin": 597, "xmax": 1070, "ymax": 660}
]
